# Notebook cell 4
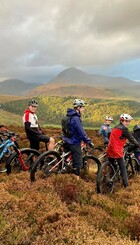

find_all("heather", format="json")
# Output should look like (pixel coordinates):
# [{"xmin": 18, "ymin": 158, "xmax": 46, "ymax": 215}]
[
  {"xmin": 0, "ymin": 172, "xmax": 140, "ymax": 245},
  {"xmin": 0, "ymin": 126, "xmax": 140, "ymax": 244}
]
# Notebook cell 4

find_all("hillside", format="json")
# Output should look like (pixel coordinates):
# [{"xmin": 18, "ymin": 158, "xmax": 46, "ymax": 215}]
[
  {"xmin": 0, "ymin": 126, "xmax": 140, "ymax": 244},
  {"xmin": 0, "ymin": 79, "xmax": 42, "ymax": 95},
  {"xmin": 1, "ymin": 96, "xmax": 140, "ymax": 128},
  {"xmin": 28, "ymin": 67, "xmax": 140, "ymax": 99}
]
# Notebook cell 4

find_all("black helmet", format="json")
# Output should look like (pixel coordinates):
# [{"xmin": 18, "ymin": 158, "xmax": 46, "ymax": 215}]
[
  {"xmin": 28, "ymin": 99, "xmax": 38, "ymax": 107},
  {"xmin": 133, "ymin": 124, "xmax": 140, "ymax": 131}
]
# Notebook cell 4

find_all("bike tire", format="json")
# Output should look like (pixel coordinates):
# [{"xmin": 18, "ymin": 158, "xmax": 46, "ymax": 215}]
[
  {"xmin": 81, "ymin": 155, "xmax": 101, "ymax": 185},
  {"xmin": 30, "ymin": 150, "xmax": 61, "ymax": 182},
  {"xmin": 126, "ymin": 157, "xmax": 139, "ymax": 177},
  {"xmin": 93, "ymin": 147, "xmax": 106, "ymax": 162},
  {"xmin": 97, "ymin": 160, "xmax": 115, "ymax": 194},
  {"xmin": 6, "ymin": 148, "xmax": 40, "ymax": 174}
]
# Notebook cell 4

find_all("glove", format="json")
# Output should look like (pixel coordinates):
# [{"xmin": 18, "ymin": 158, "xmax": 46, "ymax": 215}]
[{"xmin": 88, "ymin": 142, "xmax": 94, "ymax": 148}]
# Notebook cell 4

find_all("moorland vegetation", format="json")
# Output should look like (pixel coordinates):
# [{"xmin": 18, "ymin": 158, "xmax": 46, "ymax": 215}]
[{"xmin": 0, "ymin": 126, "xmax": 140, "ymax": 244}]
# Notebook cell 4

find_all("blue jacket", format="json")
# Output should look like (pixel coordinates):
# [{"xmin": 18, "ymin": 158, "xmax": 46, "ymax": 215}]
[
  {"xmin": 62, "ymin": 108, "xmax": 91, "ymax": 145},
  {"xmin": 98, "ymin": 123, "xmax": 112, "ymax": 144}
]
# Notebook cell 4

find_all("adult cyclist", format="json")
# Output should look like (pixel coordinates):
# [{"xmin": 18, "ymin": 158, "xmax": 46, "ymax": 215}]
[
  {"xmin": 107, "ymin": 114, "xmax": 140, "ymax": 188},
  {"xmin": 23, "ymin": 99, "xmax": 55, "ymax": 151}
]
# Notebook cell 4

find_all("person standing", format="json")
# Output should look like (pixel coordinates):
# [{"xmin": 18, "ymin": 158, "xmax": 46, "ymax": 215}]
[
  {"xmin": 62, "ymin": 99, "xmax": 94, "ymax": 180},
  {"xmin": 23, "ymin": 99, "xmax": 55, "ymax": 151},
  {"xmin": 98, "ymin": 116, "xmax": 113, "ymax": 147},
  {"xmin": 107, "ymin": 114, "xmax": 140, "ymax": 188}
]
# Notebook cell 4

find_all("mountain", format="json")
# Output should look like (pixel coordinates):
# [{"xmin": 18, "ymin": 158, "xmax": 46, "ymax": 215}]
[
  {"xmin": 0, "ymin": 79, "xmax": 42, "ymax": 95},
  {"xmin": 26, "ymin": 67, "xmax": 140, "ymax": 98}
]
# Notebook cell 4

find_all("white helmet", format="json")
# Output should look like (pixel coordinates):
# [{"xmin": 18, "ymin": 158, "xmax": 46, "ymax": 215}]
[
  {"xmin": 105, "ymin": 116, "xmax": 113, "ymax": 121},
  {"xmin": 28, "ymin": 99, "xmax": 38, "ymax": 107},
  {"xmin": 120, "ymin": 114, "xmax": 133, "ymax": 121},
  {"xmin": 73, "ymin": 99, "xmax": 86, "ymax": 108}
]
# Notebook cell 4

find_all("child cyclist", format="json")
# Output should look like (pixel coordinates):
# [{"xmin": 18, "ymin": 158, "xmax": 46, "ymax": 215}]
[
  {"xmin": 107, "ymin": 114, "xmax": 140, "ymax": 188},
  {"xmin": 61, "ymin": 99, "xmax": 94, "ymax": 180},
  {"xmin": 98, "ymin": 116, "xmax": 113, "ymax": 147}
]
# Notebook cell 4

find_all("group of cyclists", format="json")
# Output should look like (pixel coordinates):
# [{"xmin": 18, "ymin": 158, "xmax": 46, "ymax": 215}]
[{"xmin": 22, "ymin": 98, "xmax": 140, "ymax": 186}]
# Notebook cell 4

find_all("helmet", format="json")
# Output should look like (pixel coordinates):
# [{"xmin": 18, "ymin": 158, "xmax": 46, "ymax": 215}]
[
  {"xmin": 120, "ymin": 114, "xmax": 133, "ymax": 121},
  {"xmin": 105, "ymin": 116, "xmax": 113, "ymax": 121},
  {"xmin": 28, "ymin": 99, "xmax": 38, "ymax": 107},
  {"xmin": 73, "ymin": 99, "xmax": 86, "ymax": 108},
  {"xmin": 133, "ymin": 124, "xmax": 140, "ymax": 131}
]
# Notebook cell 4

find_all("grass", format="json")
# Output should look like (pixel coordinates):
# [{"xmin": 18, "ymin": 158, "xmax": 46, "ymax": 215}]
[{"xmin": 0, "ymin": 109, "xmax": 22, "ymax": 125}]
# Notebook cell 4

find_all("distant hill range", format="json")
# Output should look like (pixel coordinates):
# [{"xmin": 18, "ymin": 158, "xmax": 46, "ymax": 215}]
[
  {"xmin": 27, "ymin": 67, "xmax": 140, "ymax": 99},
  {"xmin": 0, "ymin": 79, "xmax": 42, "ymax": 95},
  {"xmin": 1, "ymin": 68, "xmax": 140, "ymax": 99}
]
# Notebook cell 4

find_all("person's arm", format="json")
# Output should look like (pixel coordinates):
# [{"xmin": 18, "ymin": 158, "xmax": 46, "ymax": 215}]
[
  {"xmin": 123, "ymin": 127, "xmax": 139, "ymax": 147},
  {"xmin": 74, "ymin": 117, "xmax": 91, "ymax": 144},
  {"xmin": 98, "ymin": 125, "xmax": 104, "ymax": 136},
  {"xmin": 24, "ymin": 122, "xmax": 41, "ymax": 135}
]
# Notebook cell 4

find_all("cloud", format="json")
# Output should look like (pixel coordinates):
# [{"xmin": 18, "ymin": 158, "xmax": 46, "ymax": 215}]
[{"xmin": 0, "ymin": 0, "xmax": 140, "ymax": 82}]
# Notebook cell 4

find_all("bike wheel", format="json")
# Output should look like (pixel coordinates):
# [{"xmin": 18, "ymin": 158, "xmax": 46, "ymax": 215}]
[
  {"xmin": 30, "ymin": 150, "xmax": 61, "ymax": 182},
  {"xmin": 81, "ymin": 155, "xmax": 101, "ymax": 184},
  {"xmin": 6, "ymin": 148, "xmax": 40, "ymax": 174},
  {"xmin": 97, "ymin": 160, "xmax": 115, "ymax": 194},
  {"xmin": 126, "ymin": 157, "xmax": 139, "ymax": 177}
]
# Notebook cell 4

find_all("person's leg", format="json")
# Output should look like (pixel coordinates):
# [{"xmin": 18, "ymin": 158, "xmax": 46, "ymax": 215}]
[
  {"xmin": 48, "ymin": 137, "xmax": 55, "ymax": 150},
  {"xmin": 38, "ymin": 135, "xmax": 55, "ymax": 151},
  {"xmin": 117, "ymin": 158, "xmax": 128, "ymax": 188},
  {"xmin": 69, "ymin": 144, "xmax": 82, "ymax": 178},
  {"xmin": 108, "ymin": 158, "xmax": 117, "ymax": 170},
  {"xmin": 29, "ymin": 139, "xmax": 39, "ymax": 151}
]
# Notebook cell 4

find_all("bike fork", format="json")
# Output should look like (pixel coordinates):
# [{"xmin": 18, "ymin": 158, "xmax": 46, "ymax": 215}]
[{"xmin": 17, "ymin": 150, "xmax": 28, "ymax": 171}]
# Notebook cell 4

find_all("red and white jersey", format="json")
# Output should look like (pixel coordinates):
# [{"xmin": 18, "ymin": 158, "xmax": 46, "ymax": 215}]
[{"xmin": 23, "ymin": 109, "xmax": 39, "ymax": 128}]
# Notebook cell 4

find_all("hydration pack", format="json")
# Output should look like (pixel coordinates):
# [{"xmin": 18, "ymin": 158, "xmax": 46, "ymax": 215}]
[{"xmin": 61, "ymin": 115, "xmax": 73, "ymax": 138}]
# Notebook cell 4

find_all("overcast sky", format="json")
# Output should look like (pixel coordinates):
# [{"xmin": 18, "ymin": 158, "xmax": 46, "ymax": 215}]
[{"xmin": 0, "ymin": 0, "xmax": 140, "ymax": 83}]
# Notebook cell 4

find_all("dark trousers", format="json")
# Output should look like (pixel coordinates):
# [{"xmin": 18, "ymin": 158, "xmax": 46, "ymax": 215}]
[
  {"xmin": 109, "ymin": 157, "xmax": 128, "ymax": 188},
  {"xmin": 69, "ymin": 144, "xmax": 82, "ymax": 176}
]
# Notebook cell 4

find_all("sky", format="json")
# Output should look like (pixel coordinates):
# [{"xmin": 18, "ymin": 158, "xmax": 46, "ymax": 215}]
[{"xmin": 0, "ymin": 0, "xmax": 140, "ymax": 83}]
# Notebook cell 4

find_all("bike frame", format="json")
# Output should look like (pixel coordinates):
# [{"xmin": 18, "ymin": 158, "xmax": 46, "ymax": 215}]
[{"xmin": 0, "ymin": 139, "xmax": 15, "ymax": 160}]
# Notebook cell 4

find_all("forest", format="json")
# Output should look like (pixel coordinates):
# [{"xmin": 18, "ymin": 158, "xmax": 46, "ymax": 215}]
[{"xmin": 1, "ymin": 96, "xmax": 140, "ymax": 128}]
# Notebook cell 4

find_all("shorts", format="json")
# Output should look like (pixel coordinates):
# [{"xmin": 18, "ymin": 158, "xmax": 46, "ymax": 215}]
[{"xmin": 29, "ymin": 134, "xmax": 50, "ymax": 151}]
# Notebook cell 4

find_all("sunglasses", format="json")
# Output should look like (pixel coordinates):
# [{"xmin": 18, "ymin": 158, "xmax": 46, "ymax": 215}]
[{"xmin": 124, "ymin": 120, "xmax": 131, "ymax": 123}]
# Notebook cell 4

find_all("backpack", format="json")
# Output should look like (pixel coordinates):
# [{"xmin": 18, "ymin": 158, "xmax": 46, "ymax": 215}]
[{"xmin": 61, "ymin": 115, "xmax": 73, "ymax": 138}]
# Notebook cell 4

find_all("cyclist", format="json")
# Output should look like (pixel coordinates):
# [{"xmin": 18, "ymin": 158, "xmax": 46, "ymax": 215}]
[
  {"xmin": 98, "ymin": 116, "xmax": 113, "ymax": 147},
  {"xmin": 106, "ymin": 114, "xmax": 140, "ymax": 188},
  {"xmin": 61, "ymin": 99, "xmax": 94, "ymax": 180},
  {"xmin": 23, "ymin": 99, "xmax": 55, "ymax": 151},
  {"xmin": 132, "ymin": 124, "xmax": 140, "ymax": 171}
]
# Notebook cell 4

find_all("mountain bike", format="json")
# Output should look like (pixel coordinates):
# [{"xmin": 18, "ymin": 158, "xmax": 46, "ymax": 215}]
[
  {"xmin": 97, "ymin": 143, "xmax": 139, "ymax": 194},
  {"xmin": 0, "ymin": 130, "xmax": 40, "ymax": 174},
  {"xmin": 30, "ymin": 140, "xmax": 101, "ymax": 185},
  {"xmin": 124, "ymin": 143, "xmax": 140, "ymax": 176}
]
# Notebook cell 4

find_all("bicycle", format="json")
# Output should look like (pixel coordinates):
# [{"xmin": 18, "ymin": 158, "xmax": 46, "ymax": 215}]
[
  {"xmin": 0, "ymin": 130, "xmax": 40, "ymax": 174},
  {"xmin": 30, "ymin": 140, "xmax": 101, "ymax": 186},
  {"xmin": 97, "ymin": 143, "xmax": 139, "ymax": 194},
  {"xmin": 124, "ymin": 143, "xmax": 140, "ymax": 177}
]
